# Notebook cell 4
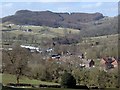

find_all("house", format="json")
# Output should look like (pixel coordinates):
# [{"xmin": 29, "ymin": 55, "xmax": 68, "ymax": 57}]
[
  {"xmin": 8, "ymin": 48, "xmax": 13, "ymax": 51},
  {"xmin": 5, "ymin": 24, "xmax": 14, "ymax": 28},
  {"xmin": 100, "ymin": 57, "xmax": 118, "ymax": 70},
  {"xmin": 51, "ymin": 54, "xmax": 61, "ymax": 59},
  {"xmin": 89, "ymin": 59, "xmax": 95, "ymax": 67},
  {"xmin": 46, "ymin": 48, "xmax": 53, "ymax": 53},
  {"xmin": 79, "ymin": 64, "xmax": 86, "ymax": 68},
  {"xmin": 20, "ymin": 45, "xmax": 42, "ymax": 53},
  {"xmin": 27, "ymin": 29, "xmax": 32, "ymax": 32},
  {"xmin": 23, "ymin": 29, "xmax": 32, "ymax": 32},
  {"xmin": 78, "ymin": 59, "xmax": 93, "ymax": 69}
]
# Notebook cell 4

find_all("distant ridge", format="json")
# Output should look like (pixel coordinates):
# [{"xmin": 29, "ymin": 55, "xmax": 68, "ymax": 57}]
[{"xmin": 2, "ymin": 10, "xmax": 104, "ymax": 30}]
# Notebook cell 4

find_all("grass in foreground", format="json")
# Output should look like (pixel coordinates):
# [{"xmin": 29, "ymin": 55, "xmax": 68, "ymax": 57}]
[
  {"xmin": 3, "ymin": 87, "xmax": 82, "ymax": 90},
  {"xmin": 1, "ymin": 74, "xmax": 59, "ymax": 85}
]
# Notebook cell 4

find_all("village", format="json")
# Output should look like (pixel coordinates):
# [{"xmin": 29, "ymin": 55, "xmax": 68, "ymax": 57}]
[
  {"xmin": 1, "ymin": 43, "xmax": 119, "ymax": 71},
  {"xmin": 1, "ymin": 23, "xmax": 119, "ymax": 71},
  {"xmin": 1, "ymin": 21, "xmax": 119, "ymax": 89}
]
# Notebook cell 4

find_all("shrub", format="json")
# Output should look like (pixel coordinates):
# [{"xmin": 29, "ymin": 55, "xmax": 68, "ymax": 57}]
[{"xmin": 61, "ymin": 72, "xmax": 76, "ymax": 88}]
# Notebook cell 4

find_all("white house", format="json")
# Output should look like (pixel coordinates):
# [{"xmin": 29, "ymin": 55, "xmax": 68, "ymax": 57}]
[{"xmin": 20, "ymin": 45, "xmax": 42, "ymax": 53}]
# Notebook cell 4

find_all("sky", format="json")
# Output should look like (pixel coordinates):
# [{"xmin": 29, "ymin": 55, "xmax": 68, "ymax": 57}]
[{"xmin": 0, "ymin": 2, "xmax": 119, "ymax": 18}]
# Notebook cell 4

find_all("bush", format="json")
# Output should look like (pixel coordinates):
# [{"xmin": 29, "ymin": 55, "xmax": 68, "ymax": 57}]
[{"xmin": 61, "ymin": 72, "xmax": 76, "ymax": 88}]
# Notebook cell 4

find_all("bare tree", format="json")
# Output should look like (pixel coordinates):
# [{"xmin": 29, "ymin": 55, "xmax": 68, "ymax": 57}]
[{"xmin": 2, "ymin": 46, "xmax": 31, "ymax": 84}]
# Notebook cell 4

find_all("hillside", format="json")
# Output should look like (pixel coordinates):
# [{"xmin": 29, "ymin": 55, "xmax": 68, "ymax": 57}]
[
  {"xmin": 2, "ymin": 10, "xmax": 118, "ymax": 37},
  {"xmin": 80, "ymin": 16, "xmax": 118, "ymax": 37},
  {"xmin": 2, "ymin": 10, "xmax": 104, "ymax": 30}
]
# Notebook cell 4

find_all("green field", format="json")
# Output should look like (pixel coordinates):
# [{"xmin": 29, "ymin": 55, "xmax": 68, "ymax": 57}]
[
  {"xmin": 2, "ymin": 24, "xmax": 81, "ymax": 47},
  {"xmin": 2, "ymin": 87, "xmax": 85, "ymax": 90},
  {"xmin": 2, "ymin": 86, "xmax": 120, "ymax": 90},
  {"xmin": 1, "ymin": 74, "xmax": 86, "ymax": 90},
  {"xmin": 2, "ymin": 24, "xmax": 80, "ymax": 38},
  {"xmin": 1, "ymin": 74, "xmax": 59, "ymax": 86}
]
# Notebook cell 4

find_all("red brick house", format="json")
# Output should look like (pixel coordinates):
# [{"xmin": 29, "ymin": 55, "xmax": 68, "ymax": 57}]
[{"xmin": 100, "ymin": 57, "xmax": 118, "ymax": 70}]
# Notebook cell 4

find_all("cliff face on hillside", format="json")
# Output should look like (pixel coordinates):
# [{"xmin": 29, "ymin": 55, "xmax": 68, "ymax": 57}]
[{"xmin": 2, "ymin": 10, "xmax": 104, "ymax": 29}]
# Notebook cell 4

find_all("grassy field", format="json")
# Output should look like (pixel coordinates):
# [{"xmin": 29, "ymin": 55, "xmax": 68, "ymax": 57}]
[
  {"xmin": 2, "ymin": 24, "xmax": 81, "ymax": 46},
  {"xmin": 2, "ymin": 86, "xmax": 120, "ymax": 90},
  {"xmin": 2, "ymin": 24, "xmax": 80, "ymax": 37},
  {"xmin": 1, "ymin": 74, "xmax": 119, "ymax": 90},
  {"xmin": 78, "ymin": 34, "xmax": 118, "ymax": 59},
  {"xmin": 1, "ymin": 74, "xmax": 87, "ymax": 90},
  {"xmin": 1, "ymin": 74, "xmax": 59, "ymax": 86},
  {"xmin": 2, "ymin": 87, "xmax": 86, "ymax": 90}
]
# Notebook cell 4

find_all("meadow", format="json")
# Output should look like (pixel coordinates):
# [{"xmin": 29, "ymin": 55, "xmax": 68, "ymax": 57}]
[
  {"xmin": 2, "ymin": 87, "xmax": 87, "ymax": 90},
  {"xmin": 1, "ymin": 74, "xmax": 88, "ymax": 90},
  {"xmin": 1, "ymin": 74, "xmax": 59, "ymax": 86}
]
